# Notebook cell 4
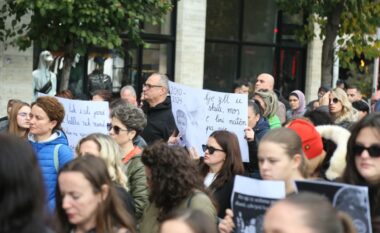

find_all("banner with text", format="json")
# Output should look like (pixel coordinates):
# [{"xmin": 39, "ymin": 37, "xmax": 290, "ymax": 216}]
[
  {"xmin": 231, "ymin": 175, "xmax": 285, "ymax": 233},
  {"xmin": 57, "ymin": 97, "xmax": 109, "ymax": 150},
  {"xmin": 168, "ymin": 81, "xmax": 249, "ymax": 162}
]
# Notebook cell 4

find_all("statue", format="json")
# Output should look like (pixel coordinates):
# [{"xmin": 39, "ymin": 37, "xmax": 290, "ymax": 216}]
[
  {"xmin": 32, "ymin": 50, "xmax": 57, "ymax": 100},
  {"xmin": 87, "ymin": 56, "xmax": 112, "ymax": 96}
]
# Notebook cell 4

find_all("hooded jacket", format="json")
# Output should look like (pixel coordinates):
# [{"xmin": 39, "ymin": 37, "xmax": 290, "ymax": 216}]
[
  {"xmin": 29, "ymin": 130, "xmax": 73, "ymax": 210},
  {"xmin": 141, "ymin": 97, "xmax": 177, "ymax": 144}
]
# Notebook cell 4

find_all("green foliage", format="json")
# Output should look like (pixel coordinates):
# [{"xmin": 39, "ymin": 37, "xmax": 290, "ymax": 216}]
[
  {"xmin": 0, "ymin": 0, "xmax": 173, "ymax": 56},
  {"xmin": 277, "ymin": 0, "xmax": 380, "ymax": 81},
  {"xmin": 346, "ymin": 68, "xmax": 373, "ymax": 98}
]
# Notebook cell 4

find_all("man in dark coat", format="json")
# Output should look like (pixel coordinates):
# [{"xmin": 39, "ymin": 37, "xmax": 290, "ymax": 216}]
[{"xmin": 141, "ymin": 73, "xmax": 177, "ymax": 144}]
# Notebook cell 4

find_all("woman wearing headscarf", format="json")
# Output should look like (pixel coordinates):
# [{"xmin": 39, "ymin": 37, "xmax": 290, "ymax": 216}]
[{"xmin": 287, "ymin": 90, "xmax": 306, "ymax": 120}]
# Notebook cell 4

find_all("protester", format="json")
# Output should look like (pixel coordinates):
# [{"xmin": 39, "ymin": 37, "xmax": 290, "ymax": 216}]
[
  {"xmin": 286, "ymin": 90, "xmax": 306, "ymax": 120},
  {"xmin": 263, "ymin": 192, "xmax": 356, "ymax": 233},
  {"xmin": 232, "ymin": 79, "xmax": 251, "ymax": 94},
  {"xmin": 0, "ymin": 99, "xmax": 22, "ymax": 133},
  {"xmin": 328, "ymin": 88, "xmax": 357, "ymax": 129},
  {"xmin": 7, "ymin": 101, "xmax": 31, "ymax": 138},
  {"xmin": 341, "ymin": 113, "xmax": 380, "ymax": 232},
  {"xmin": 140, "ymin": 142, "xmax": 217, "ymax": 233},
  {"xmin": 55, "ymin": 155, "xmax": 136, "ymax": 233},
  {"xmin": 28, "ymin": 96, "xmax": 73, "ymax": 209},
  {"xmin": 110, "ymin": 102, "xmax": 148, "ymax": 221},
  {"xmin": 346, "ymin": 85, "xmax": 363, "ymax": 103},
  {"xmin": 92, "ymin": 89, "xmax": 113, "ymax": 102},
  {"xmin": 254, "ymin": 73, "xmax": 286, "ymax": 124},
  {"xmin": 56, "ymin": 90, "xmax": 74, "ymax": 99},
  {"xmin": 76, "ymin": 133, "xmax": 135, "ymax": 218},
  {"xmin": 244, "ymin": 100, "xmax": 270, "ymax": 177},
  {"xmin": 258, "ymin": 128, "xmax": 307, "ymax": 194},
  {"xmin": 200, "ymin": 130, "xmax": 244, "ymax": 218},
  {"xmin": 0, "ymin": 135, "xmax": 51, "ymax": 233},
  {"xmin": 159, "ymin": 209, "xmax": 218, "ymax": 233},
  {"xmin": 253, "ymin": 90, "xmax": 281, "ymax": 128},
  {"xmin": 141, "ymin": 73, "xmax": 177, "ymax": 144},
  {"xmin": 120, "ymin": 85, "xmax": 138, "ymax": 106}
]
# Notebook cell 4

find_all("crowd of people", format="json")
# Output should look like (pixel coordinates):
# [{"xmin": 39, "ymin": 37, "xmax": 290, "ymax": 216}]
[{"xmin": 0, "ymin": 72, "xmax": 380, "ymax": 233}]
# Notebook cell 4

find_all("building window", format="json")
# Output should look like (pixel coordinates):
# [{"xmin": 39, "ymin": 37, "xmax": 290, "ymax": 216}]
[{"xmin": 204, "ymin": 0, "xmax": 306, "ymax": 97}]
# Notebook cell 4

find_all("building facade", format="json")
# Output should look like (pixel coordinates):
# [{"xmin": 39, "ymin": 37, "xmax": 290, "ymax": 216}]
[{"xmin": 0, "ymin": 0, "xmax": 323, "ymax": 117}]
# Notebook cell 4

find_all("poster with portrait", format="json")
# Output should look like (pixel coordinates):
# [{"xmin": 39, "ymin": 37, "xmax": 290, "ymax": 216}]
[
  {"xmin": 168, "ymin": 81, "xmax": 249, "ymax": 162},
  {"xmin": 231, "ymin": 175, "xmax": 286, "ymax": 233},
  {"xmin": 295, "ymin": 180, "xmax": 372, "ymax": 233}
]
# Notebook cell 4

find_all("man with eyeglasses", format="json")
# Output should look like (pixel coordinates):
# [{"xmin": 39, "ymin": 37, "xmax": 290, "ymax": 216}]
[{"xmin": 140, "ymin": 73, "xmax": 177, "ymax": 144}]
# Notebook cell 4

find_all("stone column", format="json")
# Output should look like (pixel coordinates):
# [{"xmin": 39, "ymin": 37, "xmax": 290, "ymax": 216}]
[
  {"xmin": 0, "ymin": 44, "xmax": 33, "ymax": 117},
  {"xmin": 175, "ymin": 0, "xmax": 207, "ymax": 88},
  {"xmin": 304, "ymin": 22, "xmax": 323, "ymax": 103}
]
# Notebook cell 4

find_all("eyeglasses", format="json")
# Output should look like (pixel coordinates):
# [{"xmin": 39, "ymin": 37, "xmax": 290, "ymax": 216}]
[
  {"xmin": 329, "ymin": 98, "xmax": 339, "ymax": 104},
  {"xmin": 353, "ymin": 144, "xmax": 380, "ymax": 158},
  {"xmin": 143, "ymin": 83, "xmax": 163, "ymax": 90},
  {"xmin": 202, "ymin": 144, "xmax": 224, "ymax": 154},
  {"xmin": 107, "ymin": 123, "xmax": 129, "ymax": 135},
  {"xmin": 18, "ymin": 112, "xmax": 29, "ymax": 117}
]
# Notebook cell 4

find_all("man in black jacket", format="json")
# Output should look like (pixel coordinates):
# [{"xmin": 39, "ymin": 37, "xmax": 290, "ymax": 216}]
[{"xmin": 141, "ymin": 73, "xmax": 176, "ymax": 144}]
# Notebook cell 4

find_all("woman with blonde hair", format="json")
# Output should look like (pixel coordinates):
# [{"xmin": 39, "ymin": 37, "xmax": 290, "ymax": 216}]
[
  {"xmin": 328, "ymin": 88, "xmax": 357, "ymax": 129},
  {"xmin": 76, "ymin": 133, "xmax": 135, "ymax": 218},
  {"xmin": 253, "ymin": 90, "xmax": 281, "ymax": 128},
  {"xmin": 7, "ymin": 101, "xmax": 31, "ymax": 139}
]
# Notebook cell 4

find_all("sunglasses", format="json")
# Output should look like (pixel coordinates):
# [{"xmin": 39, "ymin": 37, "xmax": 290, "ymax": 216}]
[
  {"xmin": 202, "ymin": 144, "xmax": 224, "ymax": 154},
  {"xmin": 329, "ymin": 98, "xmax": 339, "ymax": 104},
  {"xmin": 107, "ymin": 123, "xmax": 129, "ymax": 135},
  {"xmin": 353, "ymin": 144, "xmax": 380, "ymax": 158}
]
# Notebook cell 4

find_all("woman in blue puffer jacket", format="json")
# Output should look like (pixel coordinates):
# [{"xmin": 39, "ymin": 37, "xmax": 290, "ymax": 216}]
[{"xmin": 28, "ymin": 96, "xmax": 73, "ymax": 210}]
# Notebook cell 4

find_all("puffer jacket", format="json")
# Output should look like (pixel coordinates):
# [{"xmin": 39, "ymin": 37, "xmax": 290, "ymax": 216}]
[{"xmin": 29, "ymin": 130, "xmax": 73, "ymax": 210}]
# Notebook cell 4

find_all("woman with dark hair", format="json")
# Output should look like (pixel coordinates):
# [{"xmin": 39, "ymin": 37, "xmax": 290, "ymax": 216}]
[
  {"xmin": 28, "ymin": 96, "xmax": 73, "ymax": 209},
  {"xmin": 110, "ymin": 102, "xmax": 148, "ymax": 221},
  {"xmin": 7, "ymin": 101, "xmax": 31, "ymax": 138},
  {"xmin": 0, "ymin": 134, "xmax": 50, "ymax": 233},
  {"xmin": 286, "ymin": 90, "xmax": 306, "ymax": 120},
  {"xmin": 159, "ymin": 209, "xmax": 218, "ymax": 233},
  {"xmin": 92, "ymin": 89, "xmax": 113, "ymax": 102},
  {"xmin": 140, "ymin": 142, "xmax": 216, "ymax": 233},
  {"xmin": 55, "ymin": 155, "xmax": 136, "ymax": 233},
  {"xmin": 76, "ymin": 133, "xmax": 135, "ymax": 218},
  {"xmin": 341, "ymin": 113, "xmax": 380, "ymax": 232},
  {"xmin": 200, "ymin": 130, "xmax": 244, "ymax": 218},
  {"xmin": 244, "ymin": 100, "xmax": 270, "ymax": 177}
]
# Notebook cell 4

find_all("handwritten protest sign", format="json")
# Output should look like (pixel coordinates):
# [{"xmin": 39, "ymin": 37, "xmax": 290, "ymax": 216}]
[
  {"xmin": 231, "ymin": 175, "xmax": 285, "ymax": 233},
  {"xmin": 169, "ymin": 81, "xmax": 249, "ymax": 162},
  {"xmin": 56, "ymin": 97, "xmax": 109, "ymax": 150},
  {"xmin": 295, "ymin": 180, "xmax": 372, "ymax": 233}
]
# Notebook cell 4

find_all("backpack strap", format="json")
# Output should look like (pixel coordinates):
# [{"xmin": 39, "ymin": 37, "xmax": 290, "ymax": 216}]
[{"xmin": 54, "ymin": 144, "xmax": 63, "ymax": 172}]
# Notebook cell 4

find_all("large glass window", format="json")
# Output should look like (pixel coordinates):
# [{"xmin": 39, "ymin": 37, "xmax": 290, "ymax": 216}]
[
  {"xmin": 206, "ymin": 0, "xmax": 240, "ymax": 40},
  {"xmin": 204, "ymin": 0, "xmax": 306, "ymax": 96},
  {"xmin": 240, "ymin": 46, "xmax": 275, "ymax": 81},
  {"xmin": 204, "ymin": 43, "xmax": 238, "ymax": 92},
  {"xmin": 243, "ymin": 0, "xmax": 278, "ymax": 43}
]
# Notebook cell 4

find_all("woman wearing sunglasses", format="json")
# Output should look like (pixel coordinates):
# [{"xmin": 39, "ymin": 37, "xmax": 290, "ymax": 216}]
[
  {"xmin": 7, "ymin": 101, "xmax": 31, "ymax": 139},
  {"xmin": 341, "ymin": 113, "xmax": 380, "ymax": 232},
  {"xmin": 110, "ymin": 102, "xmax": 148, "ymax": 222},
  {"xmin": 200, "ymin": 130, "xmax": 244, "ymax": 219},
  {"xmin": 328, "ymin": 88, "xmax": 357, "ymax": 129}
]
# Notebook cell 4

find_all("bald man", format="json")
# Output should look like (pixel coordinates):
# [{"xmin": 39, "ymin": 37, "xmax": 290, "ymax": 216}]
[
  {"xmin": 255, "ymin": 73, "xmax": 286, "ymax": 124},
  {"xmin": 255, "ymin": 73, "xmax": 274, "ymax": 91}
]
